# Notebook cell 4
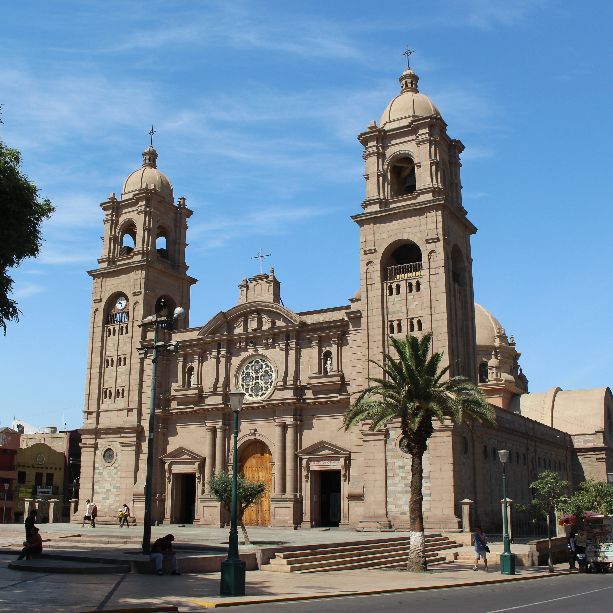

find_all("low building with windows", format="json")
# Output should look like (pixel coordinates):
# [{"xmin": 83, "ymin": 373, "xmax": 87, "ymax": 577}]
[{"xmin": 76, "ymin": 64, "xmax": 612, "ymax": 533}]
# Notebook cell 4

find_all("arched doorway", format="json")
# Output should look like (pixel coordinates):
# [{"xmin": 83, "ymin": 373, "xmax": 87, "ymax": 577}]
[{"xmin": 240, "ymin": 440, "xmax": 272, "ymax": 526}]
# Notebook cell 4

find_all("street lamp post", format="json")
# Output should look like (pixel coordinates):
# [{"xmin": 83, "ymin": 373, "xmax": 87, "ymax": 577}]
[
  {"xmin": 220, "ymin": 391, "xmax": 246, "ymax": 596},
  {"xmin": 139, "ymin": 305, "xmax": 185, "ymax": 555},
  {"xmin": 498, "ymin": 450, "xmax": 516, "ymax": 575},
  {"xmin": 2, "ymin": 483, "xmax": 9, "ymax": 524}
]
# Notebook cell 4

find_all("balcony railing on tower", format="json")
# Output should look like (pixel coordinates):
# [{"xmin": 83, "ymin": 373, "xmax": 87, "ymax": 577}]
[{"xmin": 386, "ymin": 262, "xmax": 423, "ymax": 281}]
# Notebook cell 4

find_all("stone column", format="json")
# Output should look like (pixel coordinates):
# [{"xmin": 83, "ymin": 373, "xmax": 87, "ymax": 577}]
[
  {"xmin": 460, "ymin": 499, "xmax": 473, "ymax": 533},
  {"xmin": 274, "ymin": 421, "xmax": 286, "ymax": 495},
  {"xmin": 501, "ymin": 498, "xmax": 513, "ymax": 542},
  {"xmin": 215, "ymin": 425, "xmax": 226, "ymax": 474},
  {"xmin": 205, "ymin": 425, "xmax": 216, "ymax": 484},
  {"xmin": 285, "ymin": 421, "xmax": 297, "ymax": 494},
  {"xmin": 69, "ymin": 498, "xmax": 78, "ymax": 518},
  {"xmin": 48, "ymin": 499, "xmax": 59, "ymax": 523}
]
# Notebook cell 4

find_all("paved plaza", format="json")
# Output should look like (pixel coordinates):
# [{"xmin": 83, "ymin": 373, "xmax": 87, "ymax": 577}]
[{"xmin": 0, "ymin": 523, "xmax": 570, "ymax": 612}]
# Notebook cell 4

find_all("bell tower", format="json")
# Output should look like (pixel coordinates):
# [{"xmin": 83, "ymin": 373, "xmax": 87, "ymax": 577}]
[
  {"xmin": 353, "ymin": 65, "xmax": 477, "ymax": 381},
  {"xmin": 78, "ymin": 142, "xmax": 196, "ymax": 520}
]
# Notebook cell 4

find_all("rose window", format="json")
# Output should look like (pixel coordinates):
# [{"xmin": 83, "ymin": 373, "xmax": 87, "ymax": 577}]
[{"xmin": 238, "ymin": 357, "xmax": 275, "ymax": 400}]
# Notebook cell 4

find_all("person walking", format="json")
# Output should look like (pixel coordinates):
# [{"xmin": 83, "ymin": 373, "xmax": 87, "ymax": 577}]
[
  {"xmin": 82, "ymin": 499, "xmax": 93, "ymax": 527},
  {"xmin": 568, "ymin": 527, "xmax": 578, "ymax": 570},
  {"xmin": 473, "ymin": 526, "xmax": 489, "ymax": 571},
  {"xmin": 150, "ymin": 534, "xmax": 180, "ymax": 576},
  {"xmin": 17, "ymin": 526, "xmax": 43, "ymax": 560},
  {"xmin": 24, "ymin": 508, "xmax": 37, "ymax": 544},
  {"xmin": 90, "ymin": 502, "xmax": 97, "ymax": 528},
  {"xmin": 120, "ymin": 503, "xmax": 130, "ymax": 528}
]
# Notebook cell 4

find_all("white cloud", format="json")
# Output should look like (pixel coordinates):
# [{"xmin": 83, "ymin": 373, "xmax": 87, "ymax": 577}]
[{"xmin": 12, "ymin": 282, "xmax": 44, "ymax": 300}]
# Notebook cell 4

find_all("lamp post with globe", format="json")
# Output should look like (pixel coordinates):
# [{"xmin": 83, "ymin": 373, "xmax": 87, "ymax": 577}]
[
  {"xmin": 498, "ymin": 449, "xmax": 516, "ymax": 575},
  {"xmin": 138, "ymin": 304, "xmax": 185, "ymax": 555},
  {"xmin": 220, "ymin": 391, "xmax": 246, "ymax": 596}
]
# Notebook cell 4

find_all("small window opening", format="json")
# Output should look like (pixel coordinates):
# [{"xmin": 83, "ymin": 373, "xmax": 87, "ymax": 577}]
[
  {"xmin": 408, "ymin": 282, "xmax": 413, "ymax": 293},
  {"xmin": 416, "ymin": 319, "xmax": 422, "ymax": 331},
  {"xmin": 389, "ymin": 321, "xmax": 395, "ymax": 335},
  {"xmin": 478, "ymin": 362, "xmax": 489, "ymax": 383},
  {"xmin": 390, "ymin": 157, "xmax": 417, "ymax": 196},
  {"xmin": 415, "ymin": 281, "xmax": 421, "ymax": 292},
  {"xmin": 409, "ymin": 319, "xmax": 415, "ymax": 332},
  {"xmin": 395, "ymin": 283, "xmax": 400, "ymax": 295},
  {"xmin": 156, "ymin": 227, "xmax": 169, "ymax": 259},
  {"xmin": 388, "ymin": 284, "xmax": 393, "ymax": 296},
  {"xmin": 119, "ymin": 224, "xmax": 136, "ymax": 256},
  {"xmin": 397, "ymin": 320, "xmax": 402, "ymax": 333},
  {"xmin": 483, "ymin": 445, "xmax": 488, "ymax": 460}
]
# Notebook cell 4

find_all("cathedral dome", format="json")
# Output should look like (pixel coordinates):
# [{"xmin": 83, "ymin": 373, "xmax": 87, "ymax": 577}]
[
  {"xmin": 475, "ymin": 303, "xmax": 505, "ymax": 347},
  {"xmin": 379, "ymin": 68, "xmax": 440, "ymax": 128},
  {"xmin": 122, "ymin": 145, "xmax": 173, "ymax": 202}
]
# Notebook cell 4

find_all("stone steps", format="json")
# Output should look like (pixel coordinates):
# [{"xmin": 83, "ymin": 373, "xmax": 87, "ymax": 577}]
[{"xmin": 261, "ymin": 534, "xmax": 463, "ymax": 573}]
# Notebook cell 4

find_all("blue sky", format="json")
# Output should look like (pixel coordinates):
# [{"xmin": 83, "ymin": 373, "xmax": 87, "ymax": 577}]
[{"xmin": 1, "ymin": 0, "xmax": 612, "ymax": 430}]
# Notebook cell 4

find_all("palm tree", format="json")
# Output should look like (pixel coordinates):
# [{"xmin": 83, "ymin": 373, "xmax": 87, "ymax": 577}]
[{"xmin": 344, "ymin": 333, "xmax": 495, "ymax": 571}]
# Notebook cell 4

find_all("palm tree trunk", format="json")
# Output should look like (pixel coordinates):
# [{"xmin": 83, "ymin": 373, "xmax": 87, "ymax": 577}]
[{"xmin": 408, "ymin": 451, "xmax": 427, "ymax": 572}]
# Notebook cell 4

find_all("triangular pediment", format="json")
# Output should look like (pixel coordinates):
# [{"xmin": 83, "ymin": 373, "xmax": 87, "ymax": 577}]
[
  {"xmin": 297, "ymin": 440, "xmax": 350, "ymax": 458},
  {"xmin": 161, "ymin": 446, "xmax": 203, "ymax": 461},
  {"xmin": 198, "ymin": 301, "xmax": 301, "ymax": 337}
]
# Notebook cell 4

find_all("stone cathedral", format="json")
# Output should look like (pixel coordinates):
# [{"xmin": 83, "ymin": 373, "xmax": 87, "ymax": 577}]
[{"xmin": 77, "ymin": 66, "xmax": 613, "ymax": 532}]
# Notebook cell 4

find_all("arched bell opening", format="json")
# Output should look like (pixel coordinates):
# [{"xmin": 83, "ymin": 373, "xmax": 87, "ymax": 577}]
[{"xmin": 389, "ymin": 156, "xmax": 417, "ymax": 197}]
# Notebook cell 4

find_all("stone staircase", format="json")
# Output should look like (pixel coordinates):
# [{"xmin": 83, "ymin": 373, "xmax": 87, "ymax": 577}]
[{"xmin": 261, "ymin": 534, "xmax": 463, "ymax": 573}]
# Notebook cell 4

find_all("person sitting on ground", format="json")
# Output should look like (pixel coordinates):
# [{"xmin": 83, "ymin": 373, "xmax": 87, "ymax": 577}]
[
  {"xmin": 17, "ymin": 526, "xmax": 43, "ymax": 560},
  {"xmin": 473, "ymin": 526, "xmax": 489, "ymax": 572},
  {"xmin": 150, "ymin": 534, "xmax": 180, "ymax": 576},
  {"xmin": 24, "ymin": 508, "xmax": 37, "ymax": 544}
]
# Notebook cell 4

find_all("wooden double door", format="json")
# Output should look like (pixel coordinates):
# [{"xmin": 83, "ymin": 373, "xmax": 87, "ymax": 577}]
[{"xmin": 240, "ymin": 440, "xmax": 272, "ymax": 526}]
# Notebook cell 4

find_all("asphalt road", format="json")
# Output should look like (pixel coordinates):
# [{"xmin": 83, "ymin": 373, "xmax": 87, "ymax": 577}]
[{"xmin": 222, "ymin": 575, "xmax": 613, "ymax": 613}]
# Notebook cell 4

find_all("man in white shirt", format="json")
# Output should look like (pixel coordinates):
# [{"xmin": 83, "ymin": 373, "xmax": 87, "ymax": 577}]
[{"xmin": 82, "ymin": 499, "xmax": 93, "ymax": 528}]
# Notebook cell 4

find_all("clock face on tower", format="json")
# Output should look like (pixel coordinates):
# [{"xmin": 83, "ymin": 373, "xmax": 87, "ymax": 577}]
[{"xmin": 115, "ymin": 296, "xmax": 127, "ymax": 311}]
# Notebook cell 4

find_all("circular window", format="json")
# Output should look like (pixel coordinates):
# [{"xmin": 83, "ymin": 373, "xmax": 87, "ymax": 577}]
[
  {"xmin": 238, "ymin": 356, "xmax": 275, "ymax": 400},
  {"xmin": 398, "ymin": 436, "xmax": 410, "ymax": 455},
  {"xmin": 102, "ymin": 448, "xmax": 115, "ymax": 464},
  {"xmin": 35, "ymin": 453, "xmax": 46, "ymax": 465}
]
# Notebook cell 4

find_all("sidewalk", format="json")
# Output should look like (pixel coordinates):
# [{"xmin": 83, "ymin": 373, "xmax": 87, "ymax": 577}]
[{"xmin": 0, "ymin": 552, "xmax": 571, "ymax": 612}]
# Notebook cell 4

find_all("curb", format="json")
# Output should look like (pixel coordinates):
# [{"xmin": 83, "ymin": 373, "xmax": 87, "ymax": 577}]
[
  {"xmin": 81, "ymin": 605, "xmax": 179, "ymax": 613},
  {"xmin": 189, "ymin": 570, "xmax": 571, "ymax": 608}
]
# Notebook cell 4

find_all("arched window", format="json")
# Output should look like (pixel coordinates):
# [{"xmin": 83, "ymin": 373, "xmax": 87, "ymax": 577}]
[
  {"xmin": 106, "ymin": 294, "xmax": 129, "ymax": 325},
  {"xmin": 396, "ymin": 320, "xmax": 402, "ymax": 333},
  {"xmin": 156, "ymin": 227, "xmax": 169, "ymax": 259},
  {"xmin": 119, "ymin": 223, "xmax": 136, "ymax": 256},
  {"xmin": 322, "ymin": 350, "xmax": 333, "ymax": 375},
  {"xmin": 416, "ymin": 319, "xmax": 422, "ymax": 331},
  {"xmin": 155, "ymin": 295, "xmax": 176, "ymax": 318},
  {"xmin": 389, "ymin": 321, "xmax": 395, "ymax": 335},
  {"xmin": 478, "ymin": 362, "xmax": 489, "ymax": 383},
  {"xmin": 185, "ymin": 365, "xmax": 194, "ymax": 387},
  {"xmin": 415, "ymin": 281, "xmax": 421, "ymax": 292},
  {"xmin": 395, "ymin": 283, "xmax": 400, "ymax": 295},
  {"xmin": 390, "ymin": 156, "xmax": 417, "ymax": 196},
  {"xmin": 409, "ymin": 319, "xmax": 415, "ymax": 332},
  {"xmin": 388, "ymin": 284, "xmax": 393, "ymax": 296},
  {"xmin": 408, "ymin": 282, "xmax": 413, "ymax": 293},
  {"xmin": 384, "ymin": 241, "xmax": 422, "ymax": 282}
]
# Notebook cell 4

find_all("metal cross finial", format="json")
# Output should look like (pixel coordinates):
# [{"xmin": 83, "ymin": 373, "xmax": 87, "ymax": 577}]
[
  {"xmin": 252, "ymin": 248, "xmax": 271, "ymax": 274},
  {"xmin": 149, "ymin": 125, "xmax": 156, "ymax": 147},
  {"xmin": 403, "ymin": 47, "xmax": 414, "ymax": 69}
]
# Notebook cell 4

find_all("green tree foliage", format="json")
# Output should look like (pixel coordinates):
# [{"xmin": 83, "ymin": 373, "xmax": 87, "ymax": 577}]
[
  {"xmin": 520, "ymin": 471, "xmax": 570, "ymax": 572},
  {"xmin": 558, "ymin": 479, "xmax": 613, "ymax": 518},
  {"xmin": 208, "ymin": 470, "xmax": 266, "ymax": 544},
  {"xmin": 0, "ymin": 137, "xmax": 54, "ymax": 333},
  {"xmin": 343, "ymin": 333, "xmax": 495, "ymax": 571}
]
